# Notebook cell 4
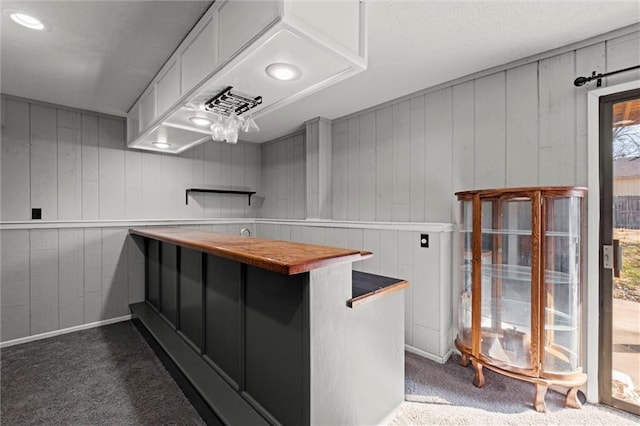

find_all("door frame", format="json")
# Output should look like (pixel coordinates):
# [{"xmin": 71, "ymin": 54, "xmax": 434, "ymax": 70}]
[{"xmin": 587, "ymin": 80, "xmax": 640, "ymax": 403}]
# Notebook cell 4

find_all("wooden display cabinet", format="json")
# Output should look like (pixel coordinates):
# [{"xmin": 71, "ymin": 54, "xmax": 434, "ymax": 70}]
[{"xmin": 454, "ymin": 186, "xmax": 587, "ymax": 412}]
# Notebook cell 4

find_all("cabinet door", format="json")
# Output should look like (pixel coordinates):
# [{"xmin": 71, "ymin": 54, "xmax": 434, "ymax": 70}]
[
  {"xmin": 479, "ymin": 197, "xmax": 534, "ymax": 370},
  {"xmin": 139, "ymin": 88, "xmax": 157, "ymax": 131},
  {"xmin": 156, "ymin": 60, "xmax": 180, "ymax": 117},
  {"xmin": 542, "ymin": 195, "xmax": 582, "ymax": 374},
  {"xmin": 181, "ymin": 16, "xmax": 217, "ymax": 95},
  {"xmin": 126, "ymin": 103, "xmax": 140, "ymax": 142}
]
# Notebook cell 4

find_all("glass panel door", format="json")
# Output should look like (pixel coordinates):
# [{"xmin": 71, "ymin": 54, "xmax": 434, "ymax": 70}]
[
  {"xmin": 543, "ymin": 196, "xmax": 582, "ymax": 374},
  {"xmin": 600, "ymin": 91, "xmax": 640, "ymax": 415},
  {"xmin": 480, "ymin": 198, "xmax": 533, "ymax": 370}
]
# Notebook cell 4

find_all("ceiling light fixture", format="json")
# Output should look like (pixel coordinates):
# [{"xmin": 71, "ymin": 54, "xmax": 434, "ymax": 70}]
[
  {"xmin": 189, "ymin": 116, "xmax": 212, "ymax": 127},
  {"xmin": 5, "ymin": 9, "xmax": 48, "ymax": 30},
  {"xmin": 265, "ymin": 63, "xmax": 301, "ymax": 81},
  {"xmin": 152, "ymin": 141, "xmax": 172, "ymax": 149}
]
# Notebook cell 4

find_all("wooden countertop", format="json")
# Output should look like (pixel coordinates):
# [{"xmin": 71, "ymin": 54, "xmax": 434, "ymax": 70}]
[{"xmin": 129, "ymin": 227, "xmax": 372, "ymax": 275}]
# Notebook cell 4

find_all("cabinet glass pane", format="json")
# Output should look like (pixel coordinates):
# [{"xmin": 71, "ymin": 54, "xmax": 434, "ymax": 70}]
[
  {"xmin": 459, "ymin": 200, "xmax": 473, "ymax": 347},
  {"xmin": 543, "ymin": 196, "xmax": 581, "ymax": 374},
  {"xmin": 480, "ymin": 199, "xmax": 532, "ymax": 369}
]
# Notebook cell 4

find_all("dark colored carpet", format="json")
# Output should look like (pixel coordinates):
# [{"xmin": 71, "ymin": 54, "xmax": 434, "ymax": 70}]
[
  {"xmin": 1, "ymin": 321, "xmax": 204, "ymax": 425},
  {"xmin": 2, "ymin": 323, "xmax": 639, "ymax": 425}
]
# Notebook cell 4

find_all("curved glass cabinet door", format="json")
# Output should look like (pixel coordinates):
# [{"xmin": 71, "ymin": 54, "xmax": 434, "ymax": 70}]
[
  {"xmin": 479, "ymin": 197, "xmax": 533, "ymax": 370},
  {"xmin": 459, "ymin": 199, "xmax": 473, "ymax": 348},
  {"xmin": 543, "ymin": 195, "xmax": 582, "ymax": 374}
]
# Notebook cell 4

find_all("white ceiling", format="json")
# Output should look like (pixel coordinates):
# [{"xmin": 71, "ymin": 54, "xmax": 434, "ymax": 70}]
[{"xmin": 2, "ymin": 1, "xmax": 640, "ymax": 144}]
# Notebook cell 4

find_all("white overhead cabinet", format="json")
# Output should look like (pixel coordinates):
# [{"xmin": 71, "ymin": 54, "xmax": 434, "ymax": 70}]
[{"xmin": 127, "ymin": 0, "xmax": 367, "ymax": 154}]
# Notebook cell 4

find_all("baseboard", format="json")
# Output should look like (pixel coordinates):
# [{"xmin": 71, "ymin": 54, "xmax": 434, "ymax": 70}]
[
  {"xmin": 0, "ymin": 315, "xmax": 132, "ymax": 348},
  {"xmin": 405, "ymin": 344, "xmax": 453, "ymax": 364}
]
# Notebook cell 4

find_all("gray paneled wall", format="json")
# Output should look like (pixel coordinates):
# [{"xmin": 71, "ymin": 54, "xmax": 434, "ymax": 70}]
[
  {"xmin": 1, "ymin": 96, "xmax": 261, "ymax": 221},
  {"xmin": 327, "ymin": 29, "xmax": 640, "ymax": 223},
  {"xmin": 0, "ymin": 95, "xmax": 261, "ymax": 342},
  {"xmin": 259, "ymin": 132, "xmax": 306, "ymax": 219},
  {"xmin": 0, "ymin": 227, "xmax": 139, "ymax": 340}
]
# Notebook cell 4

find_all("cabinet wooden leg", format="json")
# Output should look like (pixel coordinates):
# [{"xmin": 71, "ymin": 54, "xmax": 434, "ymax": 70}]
[
  {"xmin": 460, "ymin": 353, "xmax": 470, "ymax": 367},
  {"xmin": 534, "ymin": 382, "xmax": 548, "ymax": 412},
  {"xmin": 565, "ymin": 386, "xmax": 583, "ymax": 409},
  {"xmin": 471, "ymin": 359, "xmax": 485, "ymax": 388}
]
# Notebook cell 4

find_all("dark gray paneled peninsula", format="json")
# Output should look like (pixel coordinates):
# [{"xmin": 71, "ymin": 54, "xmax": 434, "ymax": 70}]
[{"xmin": 129, "ymin": 227, "xmax": 408, "ymax": 426}]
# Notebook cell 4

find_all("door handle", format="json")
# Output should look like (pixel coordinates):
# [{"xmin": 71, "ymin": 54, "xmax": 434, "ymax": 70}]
[{"xmin": 613, "ymin": 239, "xmax": 622, "ymax": 278}]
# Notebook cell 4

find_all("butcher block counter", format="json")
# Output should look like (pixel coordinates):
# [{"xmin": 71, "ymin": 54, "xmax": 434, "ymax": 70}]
[
  {"xmin": 129, "ymin": 227, "xmax": 407, "ymax": 426},
  {"xmin": 128, "ymin": 227, "xmax": 373, "ymax": 275}
]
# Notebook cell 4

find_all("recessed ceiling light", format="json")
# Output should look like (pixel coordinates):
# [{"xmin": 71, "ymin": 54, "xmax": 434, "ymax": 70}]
[
  {"xmin": 189, "ymin": 116, "xmax": 212, "ymax": 127},
  {"xmin": 265, "ymin": 63, "xmax": 302, "ymax": 81},
  {"xmin": 152, "ymin": 141, "xmax": 172, "ymax": 149},
  {"xmin": 4, "ymin": 9, "xmax": 49, "ymax": 31}
]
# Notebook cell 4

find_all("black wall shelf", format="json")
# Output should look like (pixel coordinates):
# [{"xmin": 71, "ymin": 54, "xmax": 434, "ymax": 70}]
[{"xmin": 185, "ymin": 188, "xmax": 256, "ymax": 205}]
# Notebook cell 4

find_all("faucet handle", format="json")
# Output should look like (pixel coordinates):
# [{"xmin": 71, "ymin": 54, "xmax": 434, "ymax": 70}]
[{"xmin": 240, "ymin": 228, "xmax": 252, "ymax": 237}]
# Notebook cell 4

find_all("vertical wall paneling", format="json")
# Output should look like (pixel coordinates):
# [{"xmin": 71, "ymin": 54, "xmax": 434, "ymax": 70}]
[
  {"xmin": 575, "ymin": 43, "xmax": 606, "ymax": 186},
  {"xmin": 378, "ymin": 230, "xmax": 398, "ymax": 279},
  {"xmin": 84, "ymin": 228, "xmax": 103, "ymax": 323},
  {"xmin": 409, "ymin": 95, "xmax": 426, "ymax": 222},
  {"xmin": 538, "ymin": 52, "xmax": 576, "ymax": 186},
  {"xmin": 190, "ymin": 144, "xmax": 205, "ymax": 218},
  {"xmin": 359, "ymin": 111, "xmax": 376, "ymax": 221},
  {"xmin": 101, "ymin": 228, "xmax": 128, "ymax": 319},
  {"xmin": 219, "ymin": 143, "xmax": 233, "ymax": 214},
  {"xmin": 474, "ymin": 72, "xmax": 507, "ymax": 189},
  {"xmin": 161, "ymin": 154, "xmax": 179, "ymax": 218},
  {"xmin": 392, "ymin": 101, "xmax": 411, "ymax": 222},
  {"xmin": 376, "ymin": 106, "xmax": 393, "ymax": 220},
  {"xmin": 231, "ymin": 142, "xmax": 245, "ymax": 217},
  {"xmin": 294, "ymin": 134, "xmax": 306, "ymax": 219},
  {"xmin": 332, "ymin": 121, "xmax": 348, "ymax": 219},
  {"xmin": 411, "ymin": 230, "xmax": 440, "ymax": 355},
  {"xmin": 505, "ymin": 63, "xmax": 539, "ymax": 187},
  {"xmin": 177, "ymin": 150, "xmax": 194, "ymax": 218},
  {"xmin": 425, "ymin": 88, "xmax": 453, "ymax": 222},
  {"xmin": 397, "ymin": 231, "xmax": 413, "ymax": 345},
  {"xmin": 98, "ymin": 117, "xmax": 125, "ymax": 219},
  {"xmin": 347, "ymin": 228, "xmax": 364, "ymax": 272},
  {"xmin": 285, "ymin": 138, "xmax": 295, "ymax": 218},
  {"xmin": 81, "ymin": 114, "xmax": 100, "ymax": 219},
  {"xmin": 306, "ymin": 120, "xmax": 319, "ymax": 218},
  {"xmin": 246, "ymin": 143, "xmax": 260, "ymax": 217},
  {"xmin": 347, "ymin": 117, "xmax": 360, "ymax": 220},
  {"xmin": 1, "ymin": 230, "xmax": 30, "ymax": 340},
  {"xmin": 606, "ymin": 32, "xmax": 640, "ymax": 86},
  {"xmin": 452, "ymin": 81, "xmax": 475, "ymax": 193},
  {"xmin": 125, "ymin": 149, "xmax": 143, "ymax": 218},
  {"xmin": 58, "ymin": 229, "xmax": 84, "ymax": 328},
  {"xmin": 1, "ymin": 99, "xmax": 30, "ymax": 220},
  {"xmin": 362, "ymin": 229, "xmax": 380, "ymax": 274},
  {"xmin": 57, "ymin": 110, "xmax": 82, "ymax": 219},
  {"xmin": 30, "ymin": 104, "xmax": 58, "ymax": 220},
  {"xmin": 142, "ymin": 152, "xmax": 163, "ymax": 218},
  {"xmin": 203, "ymin": 141, "xmax": 221, "ymax": 216},
  {"xmin": 30, "ymin": 229, "xmax": 59, "ymax": 334}
]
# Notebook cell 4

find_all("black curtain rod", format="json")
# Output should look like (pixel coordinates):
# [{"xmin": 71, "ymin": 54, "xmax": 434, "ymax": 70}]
[{"xmin": 574, "ymin": 65, "xmax": 640, "ymax": 87}]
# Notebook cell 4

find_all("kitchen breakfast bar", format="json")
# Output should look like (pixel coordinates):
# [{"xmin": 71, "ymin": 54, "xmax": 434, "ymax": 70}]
[{"xmin": 128, "ymin": 227, "xmax": 408, "ymax": 426}]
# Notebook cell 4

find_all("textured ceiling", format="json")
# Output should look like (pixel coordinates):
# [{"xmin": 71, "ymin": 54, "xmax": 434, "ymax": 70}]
[
  {"xmin": 1, "ymin": 1, "xmax": 639, "ymax": 143},
  {"xmin": 1, "ymin": 1, "xmax": 213, "ymax": 116}
]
